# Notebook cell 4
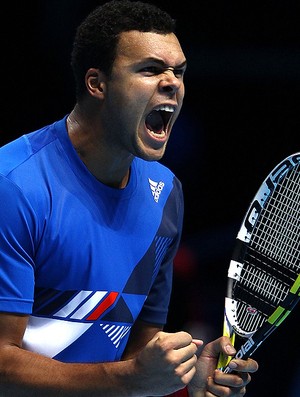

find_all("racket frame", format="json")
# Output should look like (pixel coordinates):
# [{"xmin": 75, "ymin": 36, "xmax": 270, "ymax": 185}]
[{"xmin": 217, "ymin": 153, "xmax": 300, "ymax": 372}]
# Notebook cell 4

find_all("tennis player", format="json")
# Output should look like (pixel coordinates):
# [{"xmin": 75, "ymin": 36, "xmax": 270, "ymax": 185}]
[{"xmin": 0, "ymin": 1, "xmax": 258, "ymax": 395}]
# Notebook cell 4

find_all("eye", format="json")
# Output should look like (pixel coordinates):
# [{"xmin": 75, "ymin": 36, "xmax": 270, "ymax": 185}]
[
  {"xmin": 140, "ymin": 66, "xmax": 163, "ymax": 76},
  {"xmin": 173, "ymin": 68, "xmax": 185, "ymax": 78},
  {"xmin": 139, "ymin": 65, "xmax": 186, "ymax": 78}
]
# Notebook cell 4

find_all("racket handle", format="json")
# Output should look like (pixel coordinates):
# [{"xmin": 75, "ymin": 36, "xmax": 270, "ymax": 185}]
[
  {"xmin": 217, "ymin": 315, "xmax": 236, "ymax": 371},
  {"xmin": 221, "ymin": 349, "xmax": 252, "ymax": 374},
  {"xmin": 221, "ymin": 332, "xmax": 259, "ymax": 373},
  {"xmin": 217, "ymin": 351, "xmax": 232, "ymax": 371}
]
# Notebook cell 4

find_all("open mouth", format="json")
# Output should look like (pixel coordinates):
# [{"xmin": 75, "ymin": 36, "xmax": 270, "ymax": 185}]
[{"xmin": 145, "ymin": 105, "xmax": 175, "ymax": 136}]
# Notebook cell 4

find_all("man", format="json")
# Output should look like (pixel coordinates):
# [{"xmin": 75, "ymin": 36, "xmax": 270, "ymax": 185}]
[{"xmin": 0, "ymin": 1, "xmax": 258, "ymax": 395}]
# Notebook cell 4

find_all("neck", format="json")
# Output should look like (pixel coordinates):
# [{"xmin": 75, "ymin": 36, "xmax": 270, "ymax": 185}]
[{"xmin": 66, "ymin": 107, "xmax": 133, "ymax": 189}]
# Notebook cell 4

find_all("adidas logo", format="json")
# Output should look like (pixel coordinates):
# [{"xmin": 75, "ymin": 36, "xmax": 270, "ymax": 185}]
[{"xmin": 148, "ymin": 178, "xmax": 165, "ymax": 202}]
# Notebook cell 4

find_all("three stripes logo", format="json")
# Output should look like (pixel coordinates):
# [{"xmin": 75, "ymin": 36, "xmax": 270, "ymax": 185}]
[{"xmin": 148, "ymin": 178, "xmax": 165, "ymax": 202}]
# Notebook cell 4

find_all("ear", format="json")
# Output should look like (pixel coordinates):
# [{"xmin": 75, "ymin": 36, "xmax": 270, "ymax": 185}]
[{"xmin": 85, "ymin": 68, "xmax": 106, "ymax": 98}]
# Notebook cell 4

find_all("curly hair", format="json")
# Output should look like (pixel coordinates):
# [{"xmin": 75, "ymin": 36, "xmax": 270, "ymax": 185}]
[{"xmin": 71, "ymin": 0, "xmax": 176, "ymax": 99}]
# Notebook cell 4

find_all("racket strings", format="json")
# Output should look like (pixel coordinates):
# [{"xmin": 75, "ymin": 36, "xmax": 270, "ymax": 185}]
[
  {"xmin": 247, "ymin": 247, "xmax": 295, "ymax": 285},
  {"xmin": 236, "ymin": 254, "xmax": 289, "ymax": 309},
  {"xmin": 234, "ymin": 298, "xmax": 266, "ymax": 333},
  {"xmin": 233, "ymin": 259, "xmax": 286, "ymax": 333},
  {"xmin": 273, "ymin": 176, "xmax": 300, "ymax": 266},
  {"xmin": 233, "ymin": 165, "xmax": 300, "ymax": 334},
  {"xmin": 251, "ymin": 165, "xmax": 300, "ymax": 274}
]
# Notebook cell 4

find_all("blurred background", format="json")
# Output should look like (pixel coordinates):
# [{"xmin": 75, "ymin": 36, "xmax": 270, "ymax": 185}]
[{"xmin": 0, "ymin": 1, "xmax": 299, "ymax": 396}]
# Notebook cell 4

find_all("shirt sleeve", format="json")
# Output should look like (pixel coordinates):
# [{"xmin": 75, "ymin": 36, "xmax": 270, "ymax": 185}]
[
  {"xmin": 0, "ymin": 176, "xmax": 36, "ymax": 313},
  {"xmin": 138, "ymin": 177, "xmax": 184, "ymax": 325}
]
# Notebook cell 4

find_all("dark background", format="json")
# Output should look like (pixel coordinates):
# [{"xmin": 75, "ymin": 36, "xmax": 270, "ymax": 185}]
[{"xmin": 0, "ymin": 1, "xmax": 299, "ymax": 396}]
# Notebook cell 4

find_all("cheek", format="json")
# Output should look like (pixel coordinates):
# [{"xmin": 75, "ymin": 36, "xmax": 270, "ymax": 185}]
[
  {"xmin": 116, "ymin": 85, "xmax": 146, "ymax": 111},
  {"xmin": 178, "ymin": 84, "xmax": 185, "ymax": 101}
]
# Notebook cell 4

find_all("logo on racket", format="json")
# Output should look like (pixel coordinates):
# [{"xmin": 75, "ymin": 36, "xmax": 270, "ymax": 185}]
[
  {"xmin": 235, "ymin": 336, "xmax": 255, "ymax": 359},
  {"xmin": 246, "ymin": 306, "xmax": 257, "ymax": 315}
]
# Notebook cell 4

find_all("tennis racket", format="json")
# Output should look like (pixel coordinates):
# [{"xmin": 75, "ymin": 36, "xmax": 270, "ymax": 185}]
[{"xmin": 217, "ymin": 152, "xmax": 300, "ymax": 373}]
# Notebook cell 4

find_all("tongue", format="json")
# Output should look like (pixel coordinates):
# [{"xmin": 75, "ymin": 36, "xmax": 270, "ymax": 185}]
[{"xmin": 145, "ymin": 111, "xmax": 164, "ymax": 134}]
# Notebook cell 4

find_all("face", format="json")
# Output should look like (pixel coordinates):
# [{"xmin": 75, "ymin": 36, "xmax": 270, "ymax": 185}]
[{"xmin": 102, "ymin": 30, "xmax": 186, "ymax": 161}]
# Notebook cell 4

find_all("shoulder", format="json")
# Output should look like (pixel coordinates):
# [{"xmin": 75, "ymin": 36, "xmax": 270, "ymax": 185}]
[
  {"xmin": 0, "ymin": 118, "xmax": 68, "ymax": 214},
  {"xmin": 0, "ymin": 118, "xmax": 66, "ymax": 177}
]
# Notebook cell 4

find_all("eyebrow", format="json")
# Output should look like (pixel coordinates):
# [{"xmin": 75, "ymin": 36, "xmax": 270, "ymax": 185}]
[{"xmin": 142, "ymin": 57, "xmax": 187, "ymax": 69}]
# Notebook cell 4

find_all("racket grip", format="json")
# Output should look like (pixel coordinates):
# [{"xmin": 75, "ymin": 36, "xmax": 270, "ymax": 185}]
[
  {"xmin": 220, "ymin": 335, "xmax": 256, "ymax": 373},
  {"xmin": 217, "ymin": 351, "xmax": 232, "ymax": 371},
  {"xmin": 217, "ymin": 315, "xmax": 236, "ymax": 371}
]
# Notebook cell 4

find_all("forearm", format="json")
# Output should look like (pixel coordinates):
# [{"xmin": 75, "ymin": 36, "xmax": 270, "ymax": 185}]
[
  {"xmin": 166, "ymin": 387, "xmax": 204, "ymax": 397},
  {"xmin": 187, "ymin": 389, "xmax": 204, "ymax": 397},
  {"xmin": 0, "ymin": 346, "xmax": 141, "ymax": 396}
]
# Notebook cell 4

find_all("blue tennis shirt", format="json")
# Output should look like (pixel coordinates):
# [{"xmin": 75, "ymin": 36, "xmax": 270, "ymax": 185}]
[{"xmin": 0, "ymin": 116, "xmax": 184, "ymax": 363}]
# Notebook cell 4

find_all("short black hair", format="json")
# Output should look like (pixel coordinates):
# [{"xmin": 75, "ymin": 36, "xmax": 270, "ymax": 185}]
[{"xmin": 71, "ymin": 0, "xmax": 176, "ymax": 99}]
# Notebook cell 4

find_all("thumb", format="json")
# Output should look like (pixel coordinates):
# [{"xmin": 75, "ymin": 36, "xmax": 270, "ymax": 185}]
[{"xmin": 202, "ymin": 336, "xmax": 236, "ymax": 359}]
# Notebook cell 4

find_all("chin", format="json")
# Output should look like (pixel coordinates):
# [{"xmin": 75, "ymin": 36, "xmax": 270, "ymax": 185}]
[
  {"xmin": 141, "ymin": 149, "xmax": 165, "ymax": 162},
  {"xmin": 133, "ymin": 142, "xmax": 166, "ymax": 162}
]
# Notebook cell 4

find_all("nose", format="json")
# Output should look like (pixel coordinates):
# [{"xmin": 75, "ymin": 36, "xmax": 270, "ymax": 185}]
[{"xmin": 159, "ymin": 68, "xmax": 183, "ymax": 94}]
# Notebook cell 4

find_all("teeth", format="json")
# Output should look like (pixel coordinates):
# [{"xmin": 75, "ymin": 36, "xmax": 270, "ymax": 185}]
[{"xmin": 154, "ymin": 105, "xmax": 175, "ymax": 112}]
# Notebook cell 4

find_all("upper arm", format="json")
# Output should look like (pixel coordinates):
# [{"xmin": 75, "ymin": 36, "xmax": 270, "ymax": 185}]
[{"xmin": 121, "ymin": 319, "xmax": 163, "ymax": 360}]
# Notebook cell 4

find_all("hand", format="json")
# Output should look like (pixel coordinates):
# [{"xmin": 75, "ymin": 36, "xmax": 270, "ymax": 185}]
[
  {"xmin": 188, "ymin": 336, "xmax": 259, "ymax": 397},
  {"xmin": 133, "ymin": 330, "xmax": 203, "ymax": 396}
]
